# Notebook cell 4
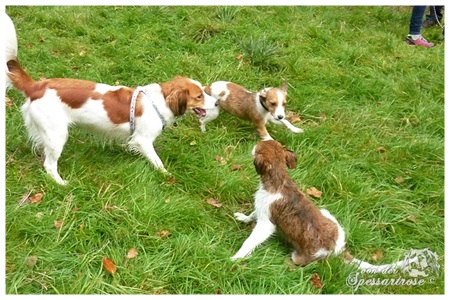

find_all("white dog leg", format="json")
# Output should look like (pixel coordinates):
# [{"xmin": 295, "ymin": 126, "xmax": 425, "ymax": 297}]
[
  {"xmin": 129, "ymin": 139, "xmax": 168, "ymax": 173},
  {"xmin": 269, "ymin": 118, "xmax": 303, "ymax": 134},
  {"xmin": 234, "ymin": 211, "xmax": 256, "ymax": 223},
  {"xmin": 231, "ymin": 220, "xmax": 276, "ymax": 260}
]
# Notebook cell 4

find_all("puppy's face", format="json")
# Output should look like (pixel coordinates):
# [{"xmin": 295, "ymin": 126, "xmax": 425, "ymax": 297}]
[
  {"xmin": 161, "ymin": 77, "xmax": 218, "ymax": 117},
  {"xmin": 259, "ymin": 81, "xmax": 288, "ymax": 120},
  {"xmin": 253, "ymin": 140, "xmax": 297, "ymax": 175}
]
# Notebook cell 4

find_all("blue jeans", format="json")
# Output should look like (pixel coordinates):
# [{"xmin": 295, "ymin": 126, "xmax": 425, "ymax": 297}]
[
  {"xmin": 409, "ymin": 6, "xmax": 426, "ymax": 35},
  {"xmin": 425, "ymin": 6, "xmax": 443, "ymax": 21}
]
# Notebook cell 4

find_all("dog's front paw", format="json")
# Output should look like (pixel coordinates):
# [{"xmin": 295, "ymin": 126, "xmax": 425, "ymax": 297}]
[
  {"xmin": 292, "ymin": 127, "xmax": 304, "ymax": 134},
  {"xmin": 230, "ymin": 255, "xmax": 241, "ymax": 261},
  {"xmin": 234, "ymin": 212, "xmax": 251, "ymax": 223}
]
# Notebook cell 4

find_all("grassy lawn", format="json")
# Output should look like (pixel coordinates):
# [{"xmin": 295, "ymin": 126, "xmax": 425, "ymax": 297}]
[{"xmin": 4, "ymin": 6, "xmax": 444, "ymax": 294}]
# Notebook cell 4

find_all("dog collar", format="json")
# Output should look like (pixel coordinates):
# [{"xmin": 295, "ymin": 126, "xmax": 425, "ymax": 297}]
[
  {"xmin": 130, "ymin": 87, "xmax": 167, "ymax": 135},
  {"xmin": 259, "ymin": 95, "xmax": 269, "ymax": 112}
]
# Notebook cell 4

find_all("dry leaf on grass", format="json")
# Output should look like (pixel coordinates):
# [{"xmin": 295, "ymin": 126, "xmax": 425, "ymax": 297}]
[
  {"xmin": 214, "ymin": 155, "xmax": 227, "ymax": 165},
  {"xmin": 230, "ymin": 164, "xmax": 243, "ymax": 171},
  {"xmin": 310, "ymin": 273, "xmax": 323, "ymax": 289},
  {"xmin": 166, "ymin": 176, "xmax": 176, "ymax": 185},
  {"xmin": 407, "ymin": 214, "xmax": 417, "ymax": 223},
  {"xmin": 5, "ymin": 96, "xmax": 12, "ymax": 107},
  {"xmin": 102, "ymin": 256, "xmax": 117, "ymax": 275},
  {"xmin": 26, "ymin": 255, "xmax": 38, "ymax": 267},
  {"xmin": 372, "ymin": 249, "xmax": 384, "ymax": 261},
  {"xmin": 54, "ymin": 220, "xmax": 63, "ymax": 229},
  {"xmin": 30, "ymin": 192, "xmax": 44, "ymax": 204},
  {"xmin": 306, "ymin": 187, "xmax": 322, "ymax": 198},
  {"xmin": 206, "ymin": 198, "xmax": 223, "ymax": 208},
  {"xmin": 156, "ymin": 230, "xmax": 171, "ymax": 238},
  {"xmin": 236, "ymin": 54, "xmax": 243, "ymax": 60},
  {"xmin": 377, "ymin": 146, "xmax": 387, "ymax": 153},
  {"xmin": 394, "ymin": 177, "xmax": 405, "ymax": 184},
  {"xmin": 289, "ymin": 116, "xmax": 302, "ymax": 124},
  {"xmin": 126, "ymin": 248, "xmax": 138, "ymax": 259}
]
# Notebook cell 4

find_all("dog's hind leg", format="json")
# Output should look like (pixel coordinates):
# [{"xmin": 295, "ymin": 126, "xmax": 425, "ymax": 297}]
[
  {"xmin": 231, "ymin": 220, "xmax": 276, "ymax": 260},
  {"xmin": 39, "ymin": 125, "xmax": 69, "ymax": 185}
]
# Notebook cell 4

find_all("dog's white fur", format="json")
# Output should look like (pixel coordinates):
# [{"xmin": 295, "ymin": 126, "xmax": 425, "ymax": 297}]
[
  {"xmin": 5, "ymin": 13, "xmax": 18, "ymax": 90},
  {"xmin": 232, "ymin": 140, "xmax": 417, "ymax": 273},
  {"xmin": 201, "ymin": 81, "xmax": 303, "ymax": 140},
  {"xmin": 7, "ymin": 59, "xmax": 218, "ymax": 185}
]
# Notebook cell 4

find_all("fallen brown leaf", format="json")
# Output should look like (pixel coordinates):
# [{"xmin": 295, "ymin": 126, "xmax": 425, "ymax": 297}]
[
  {"xmin": 372, "ymin": 249, "xmax": 383, "ymax": 261},
  {"xmin": 102, "ymin": 256, "xmax": 117, "ymax": 275},
  {"xmin": 317, "ymin": 113, "xmax": 327, "ymax": 121},
  {"xmin": 54, "ymin": 220, "xmax": 63, "ymax": 229},
  {"xmin": 126, "ymin": 248, "xmax": 138, "ymax": 259},
  {"xmin": 156, "ymin": 229, "xmax": 171, "ymax": 238},
  {"xmin": 166, "ymin": 176, "xmax": 176, "ymax": 185},
  {"xmin": 5, "ymin": 96, "xmax": 12, "ymax": 107},
  {"xmin": 306, "ymin": 187, "xmax": 322, "ymax": 198},
  {"xmin": 394, "ymin": 177, "xmax": 405, "ymax": 184},
  {"xmin": 214, "ymin": 155, "xmax": 227, "ymax": 165},
  {"xmin": 207, "ymin": 198, "xmax": 223, "ymax": 208},
  {"xmin": 289, "ymin": 116, "xmax": 301, "ymax": 124},
  {"xmin": 26, "ymin": 255, "xmax": 38, "ymax": 267},
  {"xmin": 236, "ymin": 54, "xmax": 243, "ymax": 60},
  {"xmin": 407, "ymin": 214, "xmax": 417, "ymax": 223},
  {"xmin": 30, "ymin": 192, "xmax": 44, "ymax": 204},
  {"xmin": 310, "ymin": 273, "xmax": 323, "ymax": 289},
  {"xmin": 231, "ymin": 164, "xmax": 243, "ymax": 171},
  {"xmin": 377, "ymin": 146, "xmax": 387, "ymax": 153}
]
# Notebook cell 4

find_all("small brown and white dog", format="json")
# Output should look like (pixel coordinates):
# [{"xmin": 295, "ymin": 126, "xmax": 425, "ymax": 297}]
[
  {"xmin": 232, "ymin": 140, "xmax": 416, "ymax": 273},
  {"xmin": 201, "ymin": 81, "xmax": 303, "ymax": 140},
  {"xmin": 7, "ymin": 59, "xmax": 218, "ymax": 185}
]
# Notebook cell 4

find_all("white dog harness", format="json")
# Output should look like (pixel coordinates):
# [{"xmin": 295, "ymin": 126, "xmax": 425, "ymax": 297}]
[{"xmin": 130, "ymin": 86, "xmax": 167, "ymax": 134}]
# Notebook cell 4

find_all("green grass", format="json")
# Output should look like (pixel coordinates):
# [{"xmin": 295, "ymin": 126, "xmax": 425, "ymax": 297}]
[{"xmin": 4, "ymin": 6, "xmax": 444, "ymax": 294}]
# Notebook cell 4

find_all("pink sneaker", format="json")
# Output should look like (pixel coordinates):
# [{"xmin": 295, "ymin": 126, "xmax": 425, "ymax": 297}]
[{"xmin": 405, "ymin": 35, "xmax": 435, "ymax": 47}]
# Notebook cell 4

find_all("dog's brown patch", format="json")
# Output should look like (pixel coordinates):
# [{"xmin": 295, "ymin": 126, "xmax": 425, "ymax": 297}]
[
  {"xmin": 254, "ymin": 140, "xmax": 338, "ymax": 266},
  {"xmin": 102, "ymin": 88, "xmax": 143, "ymax": 124}
]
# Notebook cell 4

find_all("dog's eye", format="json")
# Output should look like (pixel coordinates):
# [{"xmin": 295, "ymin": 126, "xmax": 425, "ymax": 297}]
[
  {"xmin": 197, "ymin": 94, "xmax": 203, "ymax": 99},
  {"xmin": 270, "ymin": 102, "xmax": 277, "ymax": 106}
]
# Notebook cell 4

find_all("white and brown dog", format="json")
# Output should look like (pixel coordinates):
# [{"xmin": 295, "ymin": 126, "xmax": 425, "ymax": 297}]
[
  {"xmin": 7, "ymin": 59, "xmax": 218, "ymax": 185},
  {"xmin": 201, "ymin": 81, "xmax": 303, "ymax": 140},
  {"xmin": 232, "ymin": 140, "xmax": 416, "ymax": 273}
]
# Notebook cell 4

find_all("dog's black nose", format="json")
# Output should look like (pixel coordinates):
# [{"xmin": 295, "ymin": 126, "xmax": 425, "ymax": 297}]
[
  {"xmin": 277, "ymin": 115, "xmax": 284, "ymax": 120},
  {"xmin": 215, "ymin": 100, "xmax": 219, "ymax": 106}
]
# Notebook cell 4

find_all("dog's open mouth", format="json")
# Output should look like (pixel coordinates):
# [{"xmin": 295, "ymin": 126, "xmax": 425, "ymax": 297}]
[{"xmin": 193, "ymin": 108, "xmax": 206, "ymax": 117}]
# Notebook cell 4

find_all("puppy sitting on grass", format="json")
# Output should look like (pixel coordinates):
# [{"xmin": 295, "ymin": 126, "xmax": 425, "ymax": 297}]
[
  {"xmin": 201, "ymin": 81, "xmax": 303, "ymax": 140},
  {"xmin": 231, "ymin": 140, "xmax": 416, "ymax": 273}
]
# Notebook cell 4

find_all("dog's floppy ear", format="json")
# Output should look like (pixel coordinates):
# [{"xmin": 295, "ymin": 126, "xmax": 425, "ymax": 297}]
[
  {"xmin": 254, "ymin": 153, "xmax": 272, "ymax": 174},
  {"xmin": 281, "ymin": 80, "xmax": 288, "ymax": 92},
  {"xmin": 259, "ymin": 87, "xmax": 271, "ymax": 98},
  {"xmin": 167, "ymin": 89, "xmax": 188, "ymax": 116},
  {"xmin": 203, "ymin": 85, "xmax": 212, "ymax": 96},
  {"xmin": 284, "ymin": 148, "xmax": 297, "ymax": 169}
]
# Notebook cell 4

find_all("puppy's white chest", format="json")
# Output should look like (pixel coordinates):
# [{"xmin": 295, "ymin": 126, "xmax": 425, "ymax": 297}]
[{"xmin": 254, "ymin": 185, "xmax": 282, "ymax": 221}]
